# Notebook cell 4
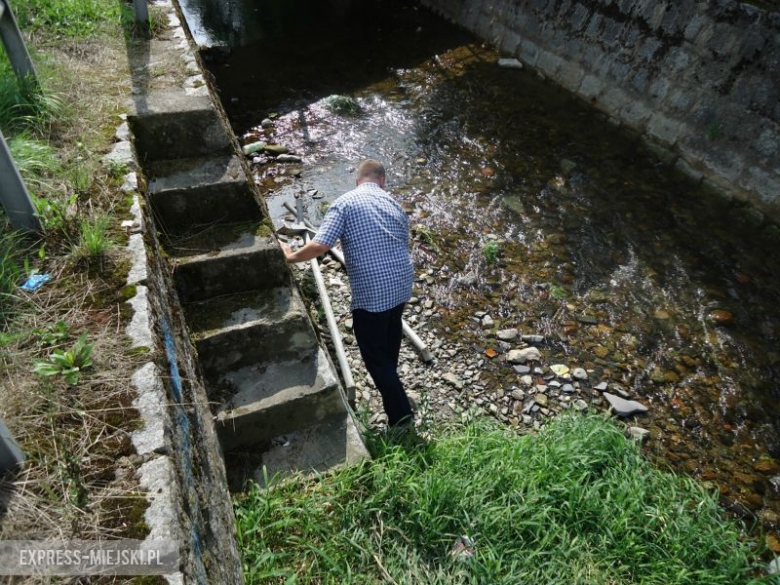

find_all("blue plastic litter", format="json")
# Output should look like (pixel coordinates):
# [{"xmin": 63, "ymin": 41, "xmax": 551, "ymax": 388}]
[{"xmin": 20, "ymin": 273, "xmax": 51, "ymax": 292}]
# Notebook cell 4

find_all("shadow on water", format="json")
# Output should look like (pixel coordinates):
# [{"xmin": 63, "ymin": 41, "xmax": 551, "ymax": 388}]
[
  {"xmin": 193, "ymin": 0, "xmax": 780, "ymax": 549},
  {"xmin": 199, "ymin": 0, "xmax": 473, "ymax": 134}
]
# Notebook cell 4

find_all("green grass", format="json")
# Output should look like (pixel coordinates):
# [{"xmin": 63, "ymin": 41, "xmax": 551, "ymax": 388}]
[
  {"xmin": 74, "ymin": 216, "xmax": 112, "ymax": 259},
  {"xmin": 0, "ymin": 53, "xmax": 65, "ymax": 134},
  {"xmin": 235, "ymin": 414, "xmax": 768, "ymax": 584},
  {"xmin": 10, "ymin": 0, "xmax": 122, "ymax": 37},
  {"xmin": 0, "ymin": 226, "xmax": 23, "ymax": 323},
  {"xmin": 8, "ymin": 133, "xmax": 60, "ymax": 186}
]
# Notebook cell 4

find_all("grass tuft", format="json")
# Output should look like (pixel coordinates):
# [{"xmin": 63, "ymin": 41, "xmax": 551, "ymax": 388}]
[
  {"xmin": 11, "ymin": 0, "xmax": 122, "ymax": 37},
  {"xmin": 73, "ymin": 215, "xmax": 112, "ymax": 259},
  {"xmin": 482, "ymin": 239, "xmax": 499, "ymax": 264},
  {"xmin": 235, "ymin": 414, "xmax": 768, "ymax": 584}
]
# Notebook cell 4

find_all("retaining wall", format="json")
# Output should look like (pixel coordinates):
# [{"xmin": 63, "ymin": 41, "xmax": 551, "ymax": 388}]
[{"xmin": 420, "ymin": 0, "xmax": 780, "ymax": 222}]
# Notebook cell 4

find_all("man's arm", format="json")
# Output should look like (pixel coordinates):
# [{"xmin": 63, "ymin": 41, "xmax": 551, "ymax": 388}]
[{"xmin": 281, "ymin": 240, "xmax": 330, "ymax": 263}]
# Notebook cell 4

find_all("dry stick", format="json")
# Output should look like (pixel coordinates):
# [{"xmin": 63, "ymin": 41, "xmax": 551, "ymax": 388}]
[
  {"xmin": 295, "ymin": 204, "xmax": 357, "ymax": 402},
  {"xmin": 282, "ymin": 201, "xmax": 433, "ymax": 363}
]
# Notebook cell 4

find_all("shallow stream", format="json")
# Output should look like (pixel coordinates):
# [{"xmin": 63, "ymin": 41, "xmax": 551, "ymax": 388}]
[{"xmin": 183, "ymin": 0, "xmax": 780, "ymax": 551}]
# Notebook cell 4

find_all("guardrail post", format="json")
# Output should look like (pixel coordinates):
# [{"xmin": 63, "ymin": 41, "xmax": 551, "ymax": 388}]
[
  {"xmin": 0, "ymin": 129, "xmax": 42, "ymax": 232},
  {"xmin": 134, "ymin": 0, "xmax": 149, "ymax": 23},
  {"xmin": 0, "ymin": 0, "xmax": 37, "ymax": 86},
  {"xmin": 0, "ymin": 417, "xmax": 25, "ymax": 473}
]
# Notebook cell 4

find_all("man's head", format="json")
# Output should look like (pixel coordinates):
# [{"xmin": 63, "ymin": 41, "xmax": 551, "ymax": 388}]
[{"xmin": 356, "ymin": 159, "xmax": 386, "ymax": 189}]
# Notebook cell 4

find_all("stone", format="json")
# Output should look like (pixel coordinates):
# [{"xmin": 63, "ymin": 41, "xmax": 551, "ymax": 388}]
[
  {"xmin": 511, "ymin": 389, "xmax": 525, "ymax": 400},
  {"xmin": 627, "ymin": 427, "xmax": 650, "ymax": 443},
  {"xmin": 562, "ymin": 384, "xmax": 576, "ymax": 393},
  {"xmin": 768, "ymin": 557, "xmax": 780, "ymax": 575},
  {"xmin": 442, "ymin": 372, "xmax": 464, "ymax": 390},
  {"xmin": 604, "ymin": 393, "xmax": 649, "ymax": 417},
  {"xmin": 595, "ymin": 382, "xmax": 609, "ymax": 391},
  {"xmin": 482, "ymin": 315, "xmax": 495, "ymax": 328},
  {"xmin": 572, "ymin": 368, "xmax": 588, "ymax": 380},
  {"xmin": 573, "ymin": 399, "xmax": 588, "ymax": 412},
  {"xmin": 512, "ymin": 365, "xmax": 531, "ymax": 375},
  {"xmin": 496, "ymin": 328, "xmax": 518, "ymax": 341},
  {"xmin": 276, "ymin": 154, "xmax": 302, "ymax": 163},
  {"xmin": 498, "ymin": 57, "xmax": 523, "ymax": 70},
  {"xmin": 534, "ymin": 394, "xmax": 548, "ymax": 407},
  {"xmin": 264, "ymin": 144, "xmax": 290, "ymax": 155},
  {"xmin": 550, "ymin": 364, "xmax": 570, "ymax": 376},
  {"xmin": 424, "ymin": 299, "xmax": 434, "ymax": 310},
  {"xmin": 520, "ymin": 375, "xmax": 534, "ymax": 386},
  {"xmin": 709, "ymin": 310, "xmax": 734, "ymax": 325},
  {"xmin": 521, "ymin": 334, "xmax": 545, "ymax": 344},
  {"xmin": 261, "ymin": 118, "xmax": 273, "ymax": 128},
  {"xmin": 507, "ymin": 347, "xmax": 542, "ymax": 364}
]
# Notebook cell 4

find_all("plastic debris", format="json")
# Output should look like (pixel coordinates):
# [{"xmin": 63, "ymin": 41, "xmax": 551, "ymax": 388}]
[
  {"xmin": 450, "ymin": 535, "xmax": 475, "ymax": 560},
  {"xmin": 20, "ymin": 273, "xmax": 51, "ymax": 292}
]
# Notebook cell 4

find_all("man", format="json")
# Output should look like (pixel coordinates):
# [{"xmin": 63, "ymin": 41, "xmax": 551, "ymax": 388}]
[{"xmin": 281, "ymin": 159, "xmax": 415, "ymax": 431}]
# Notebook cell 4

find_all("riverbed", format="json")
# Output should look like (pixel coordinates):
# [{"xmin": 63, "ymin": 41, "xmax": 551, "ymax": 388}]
[{"xmin": 190, "ymin": 0, "xmax": 780, "ymax": 552}]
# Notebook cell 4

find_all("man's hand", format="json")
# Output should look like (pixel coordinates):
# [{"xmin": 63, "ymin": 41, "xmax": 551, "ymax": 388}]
[
  {"xmin": 280, "ymin": 241, "xmax": 294, "ymax": 260},
  {"xmin": 281, "ymin": 240, "xmax": 330, "ymax": 263}
]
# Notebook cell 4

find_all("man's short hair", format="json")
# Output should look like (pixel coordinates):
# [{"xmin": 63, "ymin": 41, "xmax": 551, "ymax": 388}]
[{"xmin": 357, "ymin": 159, "xmax": 386, "ymax": 183}]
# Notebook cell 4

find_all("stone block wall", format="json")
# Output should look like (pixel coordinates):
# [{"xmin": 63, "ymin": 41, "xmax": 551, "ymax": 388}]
[{"xmin": 420, "ymin": 0, "xmax": 780, "ymax": 221}]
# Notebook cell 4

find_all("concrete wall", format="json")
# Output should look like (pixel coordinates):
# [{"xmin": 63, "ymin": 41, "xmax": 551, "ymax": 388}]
[{"xmin": 420, "ymin": 0, "xmax": 780, "ymax": 222}]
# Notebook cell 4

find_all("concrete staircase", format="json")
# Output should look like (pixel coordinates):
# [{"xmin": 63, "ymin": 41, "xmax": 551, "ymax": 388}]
[{"xmin": 129, "ymin": 90, "xmax": 368, "ymax": 488}]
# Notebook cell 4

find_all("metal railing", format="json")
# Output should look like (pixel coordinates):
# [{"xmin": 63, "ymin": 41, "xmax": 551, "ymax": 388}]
[{"xmin": 0, "ymin": 0, "xmax": 41, "ymax": 232}]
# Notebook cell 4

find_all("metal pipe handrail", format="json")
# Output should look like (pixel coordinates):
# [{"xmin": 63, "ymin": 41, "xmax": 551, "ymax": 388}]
[
  {"xmin": 295, "ymin": 202, "xmax": 357, "ymax": 401},
  {"xmin": 283, "ymin": 201, "xmax": 433, "ymax": 362}
]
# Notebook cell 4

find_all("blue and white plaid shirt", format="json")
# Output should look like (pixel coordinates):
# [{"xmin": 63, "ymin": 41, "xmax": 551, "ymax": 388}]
[{"xmin": 313, "ymin": 182, "xmax": 413, "ymax": 313}]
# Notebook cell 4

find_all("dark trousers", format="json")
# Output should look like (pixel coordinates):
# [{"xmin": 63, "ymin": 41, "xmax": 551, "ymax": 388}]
[{"xmin": 352, "ymin": 303, "xmax": 413, "ymax": 426}]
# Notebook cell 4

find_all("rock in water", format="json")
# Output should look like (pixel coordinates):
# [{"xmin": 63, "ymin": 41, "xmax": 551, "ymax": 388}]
[
  {"xmin": 276, "ymin": 154, "xmax": 302, "ymax": 163},
  {"xmin": 507, "ymin": 347, "xmax": 542, "ymax": 364},
  {"xmin": 604, "ymin": 393, "xmax": 649, "ymax": 417},
  {"xmin": 264, "ymin": 144, "xmax": 289, "ymax": 155}
]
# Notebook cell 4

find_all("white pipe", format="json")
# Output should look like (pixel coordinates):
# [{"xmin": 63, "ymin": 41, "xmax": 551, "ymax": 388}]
[
  {"xmin": 295, "ymin": 205, "xmax": 356, "ymax": 401},
  {"xmin": 283, "ymin": 201, "xmax": 433, "ymax": 362}
]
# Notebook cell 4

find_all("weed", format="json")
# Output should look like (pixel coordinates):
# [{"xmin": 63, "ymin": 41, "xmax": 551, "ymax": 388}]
[
  {"xmin": 0, "ymin": 56, "xmax": 64, "ymax": 134},
  {"xmin": 34, "ymin": 192, "xmax": 78, "ymax": 232},
  {"xmin": 33, "ymin": 332, "xmax": 94, "ymax": 385},
  {"xmin": 324, "ymin": 94, "xmax": 361, "ymax": 115},
  {"xmin": 33, "ymin": 320, "xmax": 70, "ymax": 346},
  {"xmin": 482, "ymin": 240, "xmax": 499, "ymax": 264},
  {"xmin": 0, "ymin": 226, "xmax": 23, "ymax": 322},
  {"xmin": 550, "ymin": 284, "xmax": 568, "ymax": 299},
  {"xmin": 8, "ymin": 134, "xmax": 60, "ymax": 185},
  {"xmin": 69, "ymin": 161, "xmax": 93, "ymax": 196},
  {"xmin": 235, "ymin": 414, "xmax": 766, "ymax": 584},
  {"xmin": 413, "ymin": 224, "xmax": 436, "ymax": 246},
  {"xmin": 74, "ymin": 215, "xmax": 112, "ymax": 259}
]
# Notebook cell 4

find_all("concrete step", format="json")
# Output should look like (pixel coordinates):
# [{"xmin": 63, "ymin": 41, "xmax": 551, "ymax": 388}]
[
  {"xmin": 184, "ymin": 287, "xmax": 317, "ymax": 380},
  {"xmin": 147, "ymin": 155, "xmax": 261, "ymax": 233},
  {"xmin": 225, "ymin": 413, "xmax": 369, "ymax": 489},
  {"xmin": 214, "ymin": 348, "xmax": 345, "ymax": 452},
  {"xmin": 128, "ymin": 91, "xmax": 232, "ymax": 162},
  {"xmin": 170, "ymin": 222, "xmax": 288, "ymax": 302}
]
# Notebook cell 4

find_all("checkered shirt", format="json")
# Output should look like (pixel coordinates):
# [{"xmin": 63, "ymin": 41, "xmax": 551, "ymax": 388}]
[{"xmin": 313, "ymin": 182, "xmax": 413, "ymax": 312}]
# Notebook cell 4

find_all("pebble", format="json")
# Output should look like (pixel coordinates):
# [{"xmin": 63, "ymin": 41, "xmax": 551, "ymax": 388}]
[
  {"xmin": 512, "ymin": 365, "xmax": 531, "ymax": 374},
  {"xmin": 442, "ymin": 372, "xmax": 464, "ymax": 390},
  {"xmin": 511, "ymin": 389, "xmax": 525, "ymax": 400},
  {"xmin": 482, "ymin": 315, "xmax": 495, "ymax": 328},
  {"xmin": 768, "ymin": 557, "xmax": 780, "ymax": 575},
  {"xmin": 507, "ymin": 347, "xmax": 542, "ymax": 364},
  {"xmin": 573, "ymin": 399, "xmax": 588, "ymax": 412},
  {"xmin": 562, "ymin": 384, "xmax": 575, "ymax": 393},
  {"xmin": 498, "ymin": 57, "xmax": 524, "ymax": 69},
  {"xmin": 424, "ymin": 299, "xmax": 434, "ymax": 309},
  {"xmin": 496, "ymin": 328, "xmax": 518, "ymax": 341},
  {"xmin": 604, "ymin": 393, "xmax": 649, "ymax": 417},
  {"xmin": 595, "ymin": 382, "xmax": 608, "ymax": 391},
  {"xmin": 520, "ymin": 375, "xmax": 533, "ymax": 386},
  {"xmin": 261, "ymin": 118, "xmax": 273, "ymax": 128},
  {"xmin": 572, "ymin": 368, "xmax": 588, "ymax": 380},
  {"xmin": 550, "ymin": 364, "xmax": 569, "ymax": 376},
  {"xmin": 521, "ymin": 334, "xmax": 545, "ymax": 344}
]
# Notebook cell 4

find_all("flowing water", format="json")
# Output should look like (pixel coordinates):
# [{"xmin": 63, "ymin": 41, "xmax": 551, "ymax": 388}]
[{"xmin": 183, "ymin": 0, "xmax": 780, "ymax": 551}]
